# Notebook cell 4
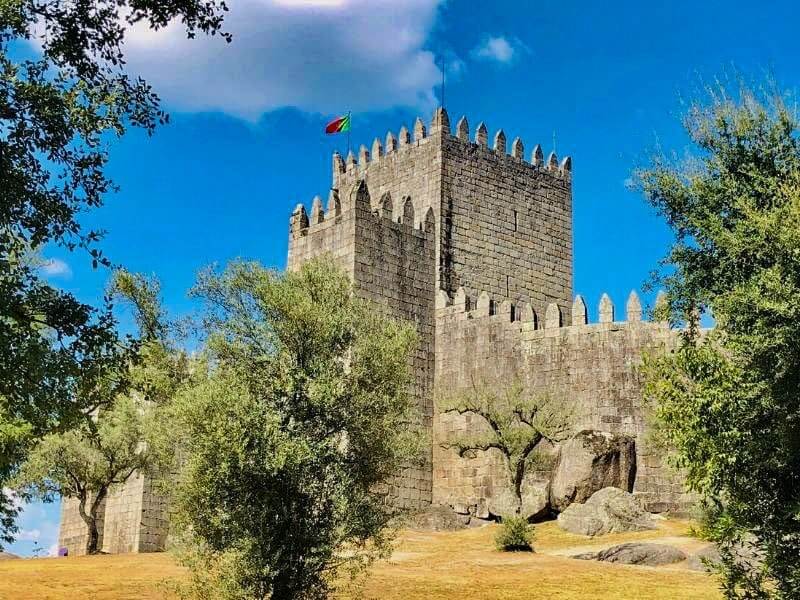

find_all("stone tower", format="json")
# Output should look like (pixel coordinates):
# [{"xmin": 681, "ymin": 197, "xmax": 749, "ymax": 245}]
[
  {"xmin": 287, "ymin": 108, "xmax": 574, "ymax": 509},
  {"xmin": 288, "ymin": 108, "xmax": 689, "ymax": 516}
]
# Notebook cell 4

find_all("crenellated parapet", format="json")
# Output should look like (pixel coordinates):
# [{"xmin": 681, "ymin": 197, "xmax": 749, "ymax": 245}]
[
  {"xmin": 446, "ymin": 112, "xmax": 572, "ymax": 181},
  {"xmin": 330, "ymin": 107, "xmax": 573, "ymax": 193},
  {"xmin": 433, "ymin": 286, "xmax": 689, "ymax": 515},
  {"xmin": 435, "ymin": 287, "xmax": 667, "ymax": 335},
  {"xmin": 289, "ymin": 180, "xmax": 435, "ymax": 244}
]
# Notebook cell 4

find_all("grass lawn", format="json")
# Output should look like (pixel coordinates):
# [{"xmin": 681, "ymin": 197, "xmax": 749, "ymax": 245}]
[{"xmin": 0, "ymin": 519, "xmax": 722, "ymax": 600}]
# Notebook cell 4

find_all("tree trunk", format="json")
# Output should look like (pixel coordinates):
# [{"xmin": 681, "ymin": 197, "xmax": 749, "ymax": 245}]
[
  {"xmin": 77, "ymin": 488, "xmax": 107, "ymax": 555},
  {"xmin": 513, "ymin": 435, "xmax": 543, "ymax": 516}
]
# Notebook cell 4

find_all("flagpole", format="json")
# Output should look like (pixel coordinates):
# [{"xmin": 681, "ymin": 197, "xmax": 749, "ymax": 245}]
[{"xmin": 347, "ymin": 111, "xmax": 351, "ymax": 156}]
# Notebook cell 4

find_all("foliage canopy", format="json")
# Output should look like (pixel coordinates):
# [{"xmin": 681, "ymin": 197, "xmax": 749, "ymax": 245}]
[
  {"xmin": 163, "ymin": 257, "xmax": 422, "ymax": 600},
  {"xmin": 0, "ymin": 0, "xmax": 228, "ymax": 545},
  {"xmin": 639, "ymin": 84, "xmax": 800, "ymax": 598}
]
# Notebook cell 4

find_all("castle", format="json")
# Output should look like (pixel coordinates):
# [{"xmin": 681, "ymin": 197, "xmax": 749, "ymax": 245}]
[{"xmin": 58, "ymin": 108, "xmax": 690, "ymax": 554}]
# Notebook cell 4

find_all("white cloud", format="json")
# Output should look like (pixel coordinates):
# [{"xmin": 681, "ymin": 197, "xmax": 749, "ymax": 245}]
[
  {"xmin": 41, "ymin": 258, "xmax": 72, "ymax": 279},
  {"xmin": 445, "ymin": 57, "xmax": 466, "ymax": 79},
  {"xmin": 273, "ymin": 0, "xmax": 346, "ymax": 6},
  {"xmin": 120, "ymin": 0, "xmax": 446, "ymax": 120},
  {"xmin": 3, "ymin": 496, "xmax": 62, "ymax": 557},
  {"xmin": 48, "ymin": 543, "xmax": 60, "ymax": 557},
  {"xmin": 17, "ymin": 529, "xmax": 41, "ymax": 542},
  {"xmin": 472, "ymin": 35, "xmax": 528, "ymax": 65}
]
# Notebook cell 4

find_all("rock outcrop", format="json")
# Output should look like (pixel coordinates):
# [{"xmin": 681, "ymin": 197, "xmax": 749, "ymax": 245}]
[
  {"xmin": 557, "ymin": 487, "xmax": 655, "ymax": 536},
  {"xmin": 687, "ymin": 540, "xmax": 762, "ymax": 573},
  {"xmin": 550, "ymin": 430, "xmax": 636, "ymax": 513},
  {"xmin": 687, "ymin": 544, "xmax": 720, "ymax": 572},
  {"xmin": 0, "ymin": 552, "xmax": 20, "ymax": 560},
  {"xmin": 485, "ymin": 469, "xmax": 550, "ymax": 521},
  {"xmin": 573, "ymin": 542, "xmax": 687, "ymax": 566},
  {"xmin": 406, "ymin": 505, "xmax": 468, "ymax": 531}
]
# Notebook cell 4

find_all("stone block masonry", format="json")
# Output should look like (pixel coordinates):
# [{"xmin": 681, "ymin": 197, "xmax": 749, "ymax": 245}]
[
  {"xmin": 289, "ymin": 180, "xmax": 437, "ymax": 509},
  {"xmin": 59, "ymin": 107, "xmax": 689, "ymax": 553},
  {"xmin": 434, "ymin": 290, "xmax": 691, "ymax": 515},
  {"xmin": 56, "ymin": 473, "xmax": 169, "ymax": 556}
]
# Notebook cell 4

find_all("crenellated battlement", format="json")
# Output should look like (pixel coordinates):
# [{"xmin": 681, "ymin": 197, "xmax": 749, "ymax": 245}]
[
  {"xmin": 433, "ymin": 283, "xmax": 689, "ymax": 517},
  {"xmin": 289, "ymin": 180, "xmax": 436, "ymax": 244},
  {"xmin": 435, "ymin": 287, "xmax": 668, "ymax": 333},
  {"xmin": 329, "ymin": 108, "xmax": 572, "ymax": 194}
]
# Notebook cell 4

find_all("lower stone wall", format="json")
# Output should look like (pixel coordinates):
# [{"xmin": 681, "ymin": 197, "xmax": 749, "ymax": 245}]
[
  {"xmin": 351, "ymin": 184, "xmax": 436, "ymax": 510},
  {"xmin": 57, "ymin": 494, "xmax": 105, "ymax": 556},
  {"xmin": 102, "ymin": 474, "xmax": 145, "ymax": 554},
  {"xmin": 58, "ymin": 473, "xmax": 170, "ymax": 556},
  {"xmin": 138, "ymin": 477, "xmax": 171, "ymax": 552},
  {"xmin": 433, "ymin": 297, "xmax": 692, "ymax": 516}
]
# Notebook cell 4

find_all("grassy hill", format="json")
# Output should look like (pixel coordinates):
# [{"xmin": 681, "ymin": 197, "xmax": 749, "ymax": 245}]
[{"xmin": 0, "ymin": 519, "xmax": 722, "ymax": 600}]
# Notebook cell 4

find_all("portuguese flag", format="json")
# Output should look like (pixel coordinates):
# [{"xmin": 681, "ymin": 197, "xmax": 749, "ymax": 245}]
[{"xmin": 325, "ymin": 113, "xmax": 351, "ymax": 134}]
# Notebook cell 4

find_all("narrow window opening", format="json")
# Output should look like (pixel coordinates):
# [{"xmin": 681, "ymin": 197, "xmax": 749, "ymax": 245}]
[{"xmin": 513, "ymin": 209, "xmax": 518, "ymax": 232}]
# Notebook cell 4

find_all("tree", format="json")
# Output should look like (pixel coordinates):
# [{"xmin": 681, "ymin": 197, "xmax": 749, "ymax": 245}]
[
  {"xmin": 10, "ymin": 268, "xmax": 182, "ymax": 555},
  {"xmin": 163, "ymin": 257, "xmax": 421, "ymax": 600},
  {"xmin": 12, "ymin": 395, "xmax": 149, "ymax": 555},
  {"xmin": 638, "ymin": 83, "xmax": 800, "ymax": 598},
  {"xmin": 0, "ymin": 0, "xmax": 228, "ymax": 544},
  {"xmin": 438, "ymin": 380, "xmax": 572, "ymax": 517}
]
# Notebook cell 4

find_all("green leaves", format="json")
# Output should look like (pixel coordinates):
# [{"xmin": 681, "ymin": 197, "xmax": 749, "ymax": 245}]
[
  {"xmin": 438, "ymin": 380, "xmax": 572, "ymax": 513},
  {"xmin": 494, "ymin": 515, "xmax": 535, "ymax": 552},
  {"xmin": 165, "ymin": 257, "xmax": 421, "ymax": 599},
  {"xmin": 1, "ymin": 0, "xmax": 228, "ymax": 547},
  {"xmin": 639, "ymin": 83, "xmax": 800, "ymax": 598},
  {"xmin": 12, "ymin": 394, "xmax": 149, "ymax": 502}
]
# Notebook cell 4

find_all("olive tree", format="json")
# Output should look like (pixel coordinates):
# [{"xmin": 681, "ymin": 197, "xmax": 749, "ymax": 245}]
[
  {"xmin": 639, "ymin": 83, "xmax": 800, "ymax": 598},
  {"xmin": 438, "ymin": 379, "xmax": 572, "ymax": 517},
  {"xmin": 12, "ymin": 396, "xmax": 149, "ymax": 555},
  {"xmin": 163, "ymin": 257, "xmax": 422, "ymax": 600}
]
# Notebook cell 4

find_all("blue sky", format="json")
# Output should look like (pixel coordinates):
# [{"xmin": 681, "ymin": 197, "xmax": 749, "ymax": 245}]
[{"xmin": 10, "ymin": 0, "xmax": 800, "ymax": 556}]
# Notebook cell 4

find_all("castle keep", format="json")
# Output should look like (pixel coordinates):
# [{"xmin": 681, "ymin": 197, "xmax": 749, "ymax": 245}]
[
  {"xmin": 287, "ymin": 108, "xmax": 689, "ymax": 518},
  {"xmin": 59, "ymin": 108, "xmax": 689, "ymax": 555}
]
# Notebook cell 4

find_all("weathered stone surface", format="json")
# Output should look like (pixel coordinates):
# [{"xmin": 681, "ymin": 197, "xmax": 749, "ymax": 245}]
[
  {"xmin": 405, "ymin": 505, "xmax": 468, "ymax": 531},
  {"xmin": 550, "ymin": 430, "xmax": 636, "ymax": 513},
  {"xmin": 557, "ymin": 487, "xmax": 655, "ymax": 536},
  {"xmin": 687, "ymin": 544, "xmax": 720, "ymax": 572},
  {"xmin": 486, "ymin": 469, "xmax": 550, "ymax": 521},
  {"xmin": 687, "ymin": 540, "xmax": 763, "ymax": 573},
  {"xmin": 573, "ymin": 543, "xmax": 687, "ymax": 566}
]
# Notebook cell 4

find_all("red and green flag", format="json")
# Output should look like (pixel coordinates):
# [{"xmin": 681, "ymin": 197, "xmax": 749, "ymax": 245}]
[{"xmin": 325, "ymin": 113, "xmax": 351, "ymax": 134}]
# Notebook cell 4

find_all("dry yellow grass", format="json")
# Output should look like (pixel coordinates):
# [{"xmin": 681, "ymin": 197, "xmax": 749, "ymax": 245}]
[
  {"xmin": 0, "ymin": 520, "xmax": 722, "ymax": 600},
  {"xmin": 0, "ymin": 552, "xmax": 184, "ymax": 600}
]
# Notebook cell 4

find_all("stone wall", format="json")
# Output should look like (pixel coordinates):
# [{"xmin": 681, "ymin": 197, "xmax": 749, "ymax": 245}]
[
  {"xmin": 57, "ymin": 494, "xmax": 105, "ymax": 556},
  {"xmin": 288, "ymin": 180, "xmax": 436, "ymax": 509},
  {"xmin": 57, "ymin": 474, "xmax": 169, "ymax": 555},
  {"xmin": 351, "ymin": 182, "xmax": 436, "ymax": 509},
  {"xmin": 101, "ymin": 475, "xmax": 144, "ymax": 554},
  {"xmin": 433, "ymin": 289, "xmax": 691, "ymax": 515},
  {"xmin": 440, "ymin": 118, "xmax": 573, "ymax": 323},
  {"xmin": 101, "ymin": 473, "xmax": 170, "ymax": 554}
]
